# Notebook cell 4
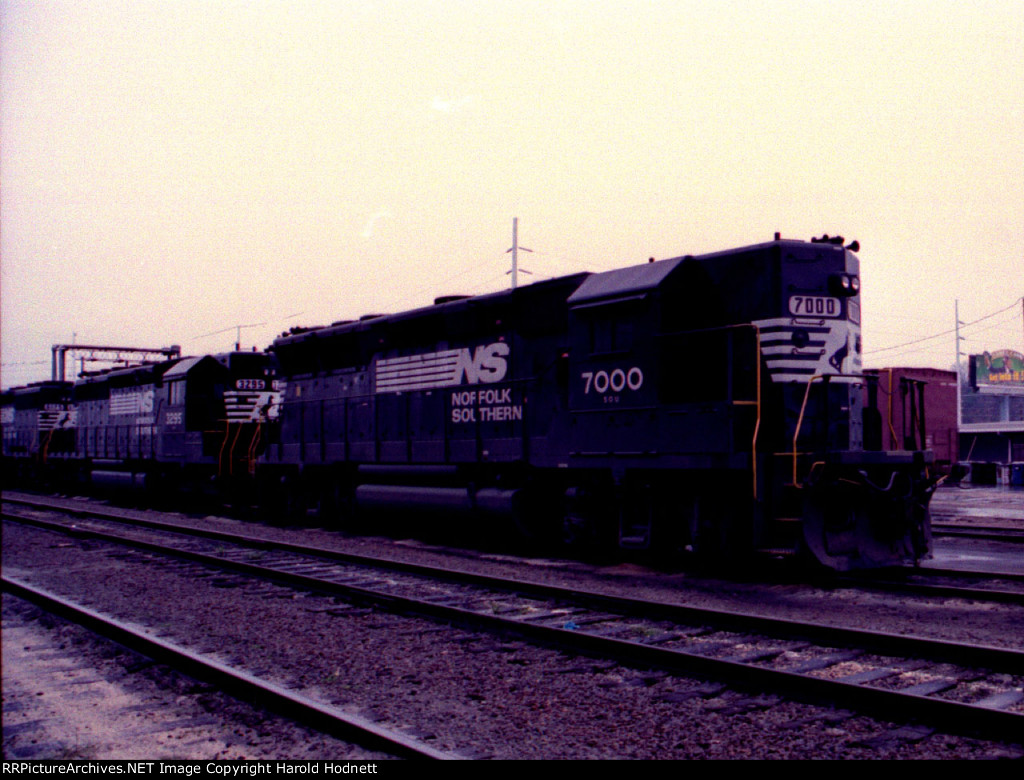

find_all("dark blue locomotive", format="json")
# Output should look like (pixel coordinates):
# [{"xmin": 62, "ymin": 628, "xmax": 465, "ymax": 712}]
[
  {"xmin": 73, "ymin": 350, "xmax": 279, "ymax": 493},
  {"xmin": 2, "ymin": 351, "xmax": 279, "ymax": 495},
  {"xmin": 264, "ymin": 236, "xmax": 936, "ymax": 570},
  {"xmin": 1, "ymin": 236, "xmax": 935, "ymax": 570},
  {"xmin": 1, "ymin": 380, "xmax": 77, "ymax": 485}
]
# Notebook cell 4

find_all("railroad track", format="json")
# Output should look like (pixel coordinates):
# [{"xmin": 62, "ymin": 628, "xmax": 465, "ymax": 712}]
[
  {"xmin": 842, "ymin": 566, "xmax": 1024, "ymax": 606},
  {"xmin": 932, "ymin": 524, "xmax": 1024, "ymax": 544},
  {"xmin": 4, "ymin": 497, "xmax": 1024, "ymax": 745},
  {"xmin": 1, "ymin": 576, "xmax": 461, "ymax": 761},
  {"xmin": 7, "ymin": 492, "xmax": 1024, "ymax": 604}
]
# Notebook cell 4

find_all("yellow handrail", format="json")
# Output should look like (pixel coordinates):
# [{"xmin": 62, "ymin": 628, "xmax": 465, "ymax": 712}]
[
  {"xmin": 791, "ymin": 372, "xmax": 863, "ymax": 487},
  {"xmin": 719, "ymin": 323, "xmax": 762, "ymax": 498},
  {"xmin": 247, "ymin": 422, "xmax": 262, "ymax": 474},
  {"xmin": 749, "ymin": 325, "xmax": 762, "ymax": 499},
  {"xmin": 226, "ymin": 421, "xmax": 243, "ymax": 477}
]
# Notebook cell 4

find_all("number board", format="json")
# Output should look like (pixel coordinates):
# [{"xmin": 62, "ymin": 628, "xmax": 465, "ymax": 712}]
[{"xmin": 788, "ymin": 296, "xmax": 841, "ymax": 318}]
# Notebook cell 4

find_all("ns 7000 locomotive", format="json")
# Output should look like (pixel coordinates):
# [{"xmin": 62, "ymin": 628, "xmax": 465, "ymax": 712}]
[
  {"xmin": 262, "ymin": 235, "xmax": 936, "ymax": 570},
  {"xmin": 2, "ymin": 236, "xmax": 936, "ymax": 570}
]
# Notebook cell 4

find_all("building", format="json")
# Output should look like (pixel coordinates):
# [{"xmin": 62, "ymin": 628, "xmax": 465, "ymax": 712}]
[
  {"xmin": 960, "ymin": 349, "xmax": 1024, "ymax": 485},
  {"xmin": 866, "ymin": 367, "xmax": 959, "ymax": 473}
]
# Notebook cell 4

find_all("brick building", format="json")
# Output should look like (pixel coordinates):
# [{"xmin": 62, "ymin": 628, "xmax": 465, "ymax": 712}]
[{"xmin": 865, "ymin": 367, "xmax": 959, "ymax": 473}]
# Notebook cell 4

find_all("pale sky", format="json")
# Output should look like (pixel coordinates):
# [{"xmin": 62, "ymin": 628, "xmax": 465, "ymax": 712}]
[{"xmin": 2, "ymin": 0, "xmax": 1022, "ymax": 389}]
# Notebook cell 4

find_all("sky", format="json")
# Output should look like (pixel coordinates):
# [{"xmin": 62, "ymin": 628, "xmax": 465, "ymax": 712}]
[{"xmin": 2, "ymin": 0, "xmax": 1022, "ymax": 389}]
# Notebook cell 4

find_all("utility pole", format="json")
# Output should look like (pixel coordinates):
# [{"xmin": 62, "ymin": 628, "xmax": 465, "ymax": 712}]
[
  {"xmin": 230, "ymin": 322, "xmax": 267, "ymax": 351},
  {"xmin": 505, "ymin": 217, "xmax": 532, "ymax": 289},
  {"xmin": 956, "ymin": 299, "xmax": 964, "ymax": 431}
]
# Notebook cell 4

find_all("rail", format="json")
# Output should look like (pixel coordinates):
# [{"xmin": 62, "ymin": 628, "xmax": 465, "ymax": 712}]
[
  {"xmin": 2, "ymin": 574, "xmax": 459, "ymax": 760},
  {"xmin": 7, "ymin": 502, "xmax": 1024, "ymax": 746}
]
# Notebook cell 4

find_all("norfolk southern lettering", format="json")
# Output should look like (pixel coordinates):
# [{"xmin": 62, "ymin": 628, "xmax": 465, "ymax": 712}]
[
  {"xmin": 450, "ymin": 386, "xmax": 523, "ymax": 424},
  {"xmin": 375, "ymin": 342, "xmax": 509, "ymax": 393}
]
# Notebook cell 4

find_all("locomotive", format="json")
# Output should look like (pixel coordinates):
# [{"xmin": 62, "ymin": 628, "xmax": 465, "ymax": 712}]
[
  {"xmin": 262, "ymin": 235, "xmax": 935, "ymax": 570},
  {"xmin": 1, "ymin": 235, "xmax": 936, "ymax": 570},
  {"xmin": 1, "ymin": 380, "xmax": 77, "ymax": 485},
  {"xmin": 2, "ymin": 351, "xmax": 279, "ymax": 495}
]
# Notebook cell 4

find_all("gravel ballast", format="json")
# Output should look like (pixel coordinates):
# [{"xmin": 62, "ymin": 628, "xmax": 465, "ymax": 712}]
[{"xmin": 3, "ymin": 495, "xmax": 1023, "ymax": 759}]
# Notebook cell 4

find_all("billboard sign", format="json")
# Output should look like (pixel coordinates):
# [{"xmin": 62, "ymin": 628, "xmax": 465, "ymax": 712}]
[{"xmin": 971, "ymin": 349, "xmax": 1024, "ymax": 386}]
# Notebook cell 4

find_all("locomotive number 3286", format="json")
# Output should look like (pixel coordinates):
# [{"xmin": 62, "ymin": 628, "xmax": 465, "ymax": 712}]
[{"xmin": 581, "ymin": 367, "xmax": 644, "ymax": 394}]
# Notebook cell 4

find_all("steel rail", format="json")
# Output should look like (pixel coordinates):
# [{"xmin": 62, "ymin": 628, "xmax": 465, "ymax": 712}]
[
  {"xmin": 0, "ymin": 575, "xmax": 462, "ymax": 761},
  {"xmin": 5, "ymin": 502, "xmax": 1024, "ymax": 671},
  {"xmin": 916, "ymin": 564, "xmax": 1024, "ymax": 584},
  {"xmin": 12, "ymin": 492, "xmax": 1024, "ymax": 582},
  {"xmin": 839, "ymin": 568, "xmax": 1024, "ymax": 604},
  {"xmin": 5, "ymin": 509, "xmax": 1024, "ymax": 743},
  {"xmin": 932, "ymin": 524, "xmax": 1024, "ymax": 543}
]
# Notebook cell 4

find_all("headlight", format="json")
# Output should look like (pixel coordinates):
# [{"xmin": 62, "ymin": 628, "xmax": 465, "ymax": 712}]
[{"xmin": 829, "ymin": 273, "xmax": 860, "ymax": 297}]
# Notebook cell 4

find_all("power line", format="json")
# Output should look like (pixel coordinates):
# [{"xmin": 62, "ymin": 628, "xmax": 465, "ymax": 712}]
[
  {"xmin": 959, "ymin": 312, "xmax": 1022, "ymax": 338},
  {"xmin": 864, "ymin": 296, "xmax": 1022, "ymax": 356}
]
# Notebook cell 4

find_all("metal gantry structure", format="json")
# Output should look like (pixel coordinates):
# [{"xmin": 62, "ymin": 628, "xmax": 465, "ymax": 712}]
[{"xmin": 51, "ymin": 344, "xmax": 182, "ymax": 382}]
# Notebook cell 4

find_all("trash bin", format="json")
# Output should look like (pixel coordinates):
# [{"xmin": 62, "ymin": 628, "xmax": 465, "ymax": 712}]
[{"xmin": 1011, "ymin": 463, "xmax": 1024, "ymax": 487}]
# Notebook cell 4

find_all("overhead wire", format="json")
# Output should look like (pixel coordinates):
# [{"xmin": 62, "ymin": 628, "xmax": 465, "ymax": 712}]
[
  {"xmin": 957, "ymin": 309, "xmax": 1022, "ymax": 339},
  {"xmin": 864, "ymin": 296, "xmax": 1023, "ymax": 357}
]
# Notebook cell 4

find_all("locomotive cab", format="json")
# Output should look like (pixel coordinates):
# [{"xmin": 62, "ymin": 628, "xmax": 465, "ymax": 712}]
[
  {"xmin": 754, "ymin": 239, "xmax": 934, "ymax": 569},
  {"xmin": 163, "ymin": 351, "xmax": 280, "ymax": 480}
]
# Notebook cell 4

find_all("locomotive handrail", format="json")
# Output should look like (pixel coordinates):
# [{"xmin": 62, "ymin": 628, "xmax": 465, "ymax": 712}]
[
  {"xmin": 40, "ymin": 427, "xmax": 55, "ymax": 464},
  {"xmin": 217, "ymin": 420, "xmax": 231, "ymax": 477},
  {"xmin": 704, "ymin": 322, "xmax": 762, "ymax": 499},
  {"xmin": 227, "ymin": 422, "xmax": 243, "ymax": 477},
  {"xmin": 219, "ymin": 420, "xmax": 246, "ymax": 478},
  {"xmin": 791, "ymin": 372, "xmax": 864, "ymax": 488},
  {"xmin": 882, "ymin": 368, "xmax": 900, "ymax": 448},
  {"xmin": 247, "ymin": 422, "xmax": 262, "ymax": 474},
  {"xmin": 751, "ymin": 325, "xmax": 762, "ymax": 499}
]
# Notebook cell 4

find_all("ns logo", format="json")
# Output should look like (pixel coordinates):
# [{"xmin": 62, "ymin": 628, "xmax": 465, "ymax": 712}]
[{"xmin": 456, "ymin": 342, "xmax": 509, "ymax": 385}]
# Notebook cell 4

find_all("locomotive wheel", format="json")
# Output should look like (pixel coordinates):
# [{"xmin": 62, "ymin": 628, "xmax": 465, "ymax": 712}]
[{"xmin": 256, "ymin": 473, "xmax": 307, "ymax": 525}]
